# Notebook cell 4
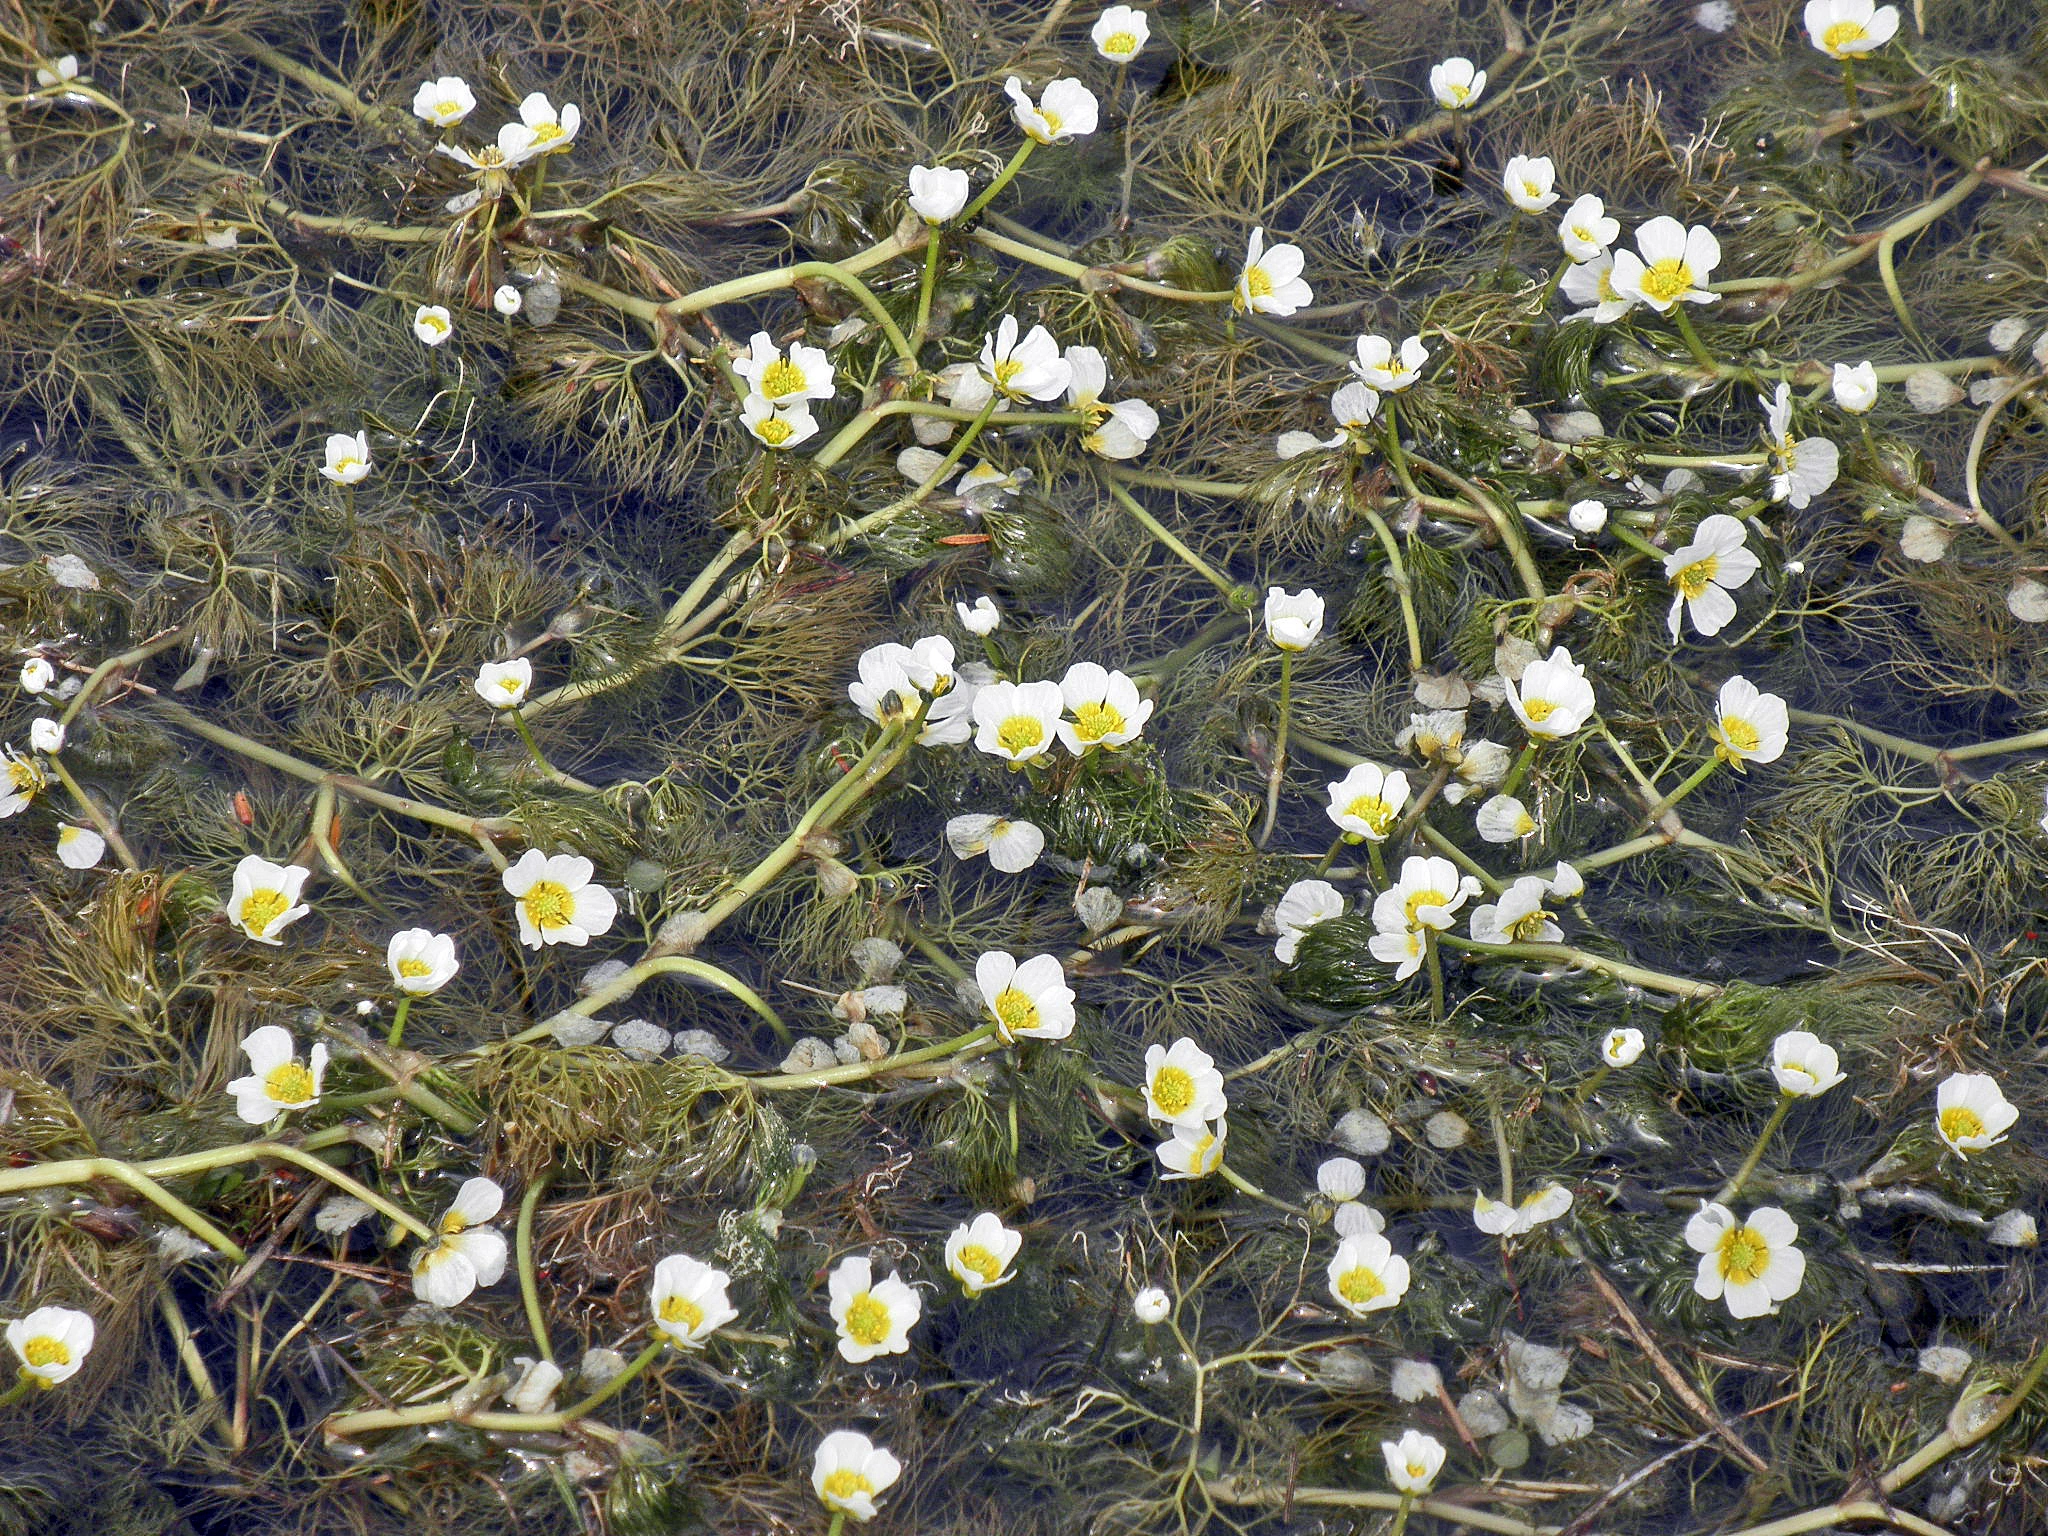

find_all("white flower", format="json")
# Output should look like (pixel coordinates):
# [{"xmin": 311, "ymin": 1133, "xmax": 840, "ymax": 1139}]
[
  {"xmin": 1328, "ymin": 381, "xmax": 1382, "ymax": 433},
  {"xmin": 976, "ymin": 950, "xmax": 1075, "ymax": 1042},
  {"xmin": 1557, "ymin": 194, "xmax": 1620, "ymax": 261},
  {"xmin": 1335, "ymin": 1201, "xmax": 1386, "ymax": 1238},
  {"xmin": 34, "ymin": 56, "xmax": 81, "ymax": 88},
  {"xmin": 1157, "ymin": 1117, "xmax": 1227, "ymax": 1180},
  {"xmin": 972, "ymin": 678, "xmax": 1066, "ymax": 764},
  {"xmin": 1143, "ymin": 1037, "xmax": 1228, "ymax": 1128},
  {"xmin": 492, "ymin": 283, "xmax": 523, "ymax": 316},
  {"xmin": 5, "ymin": 1306, "xmax": 94, "ymax": 1386},
  {"xmin": 55, "ymin": 824, "xmax": 104, "ymax": 870},
  {"xmin": 908, "ymin": 163, "xmax": 971, "ymax": 223},
  {"xmin": 734, "ymin": 330, "xmax": 836, "ymax": 406},
  {"xmin": 1504, "ymin": 647, "xmax": 1596, "ymax": 739},
  {"xmin": 1662, "ymin": 514, "xmax": 1759, "ymax": 641},
  {"xmin": 1133, "ymin": 1287, "xmax": 1171, "ymax": 1323},
  {"xmin": 1234, "ymin": 227, "xmax": 1312, "ymax": 316},
  {"xmin": 1469, "ymin": 875, "xmax": 1561, "ymax": 945},
  {"xmin": 502, "ymin": 849, "xmax": 618, "ymax": 949},
  {"xmin": 1473, "ymin": 1183, "xmax": 1573, "ymax": 1236},
  {"xmin": 320, "ymin": 431, "xmax": 372, "ymax": 485},
  {"xmin": 1065, "ymin": 345, "xmax": 1160, "ymax": 459},
  {"xmin": 1371, "ymin": 855, "xmax": 1478, "ymax": 934},
  {"xmin": 228, "ymin": 856, "xmax": 311, "ymax": 944},
  {"xmin": 1770, "ymin": 1031, "xmax": 1845, "ymax": 1097},
  {"xmin": 1712, "ymin": 675, "xmax": 1789, "ymax": 766},
  {"xmin": 957, "ymin": 595, "xmax": 1002, "ymax": 634},
  {"xmin": 1833, "ymin": 361, "xmax": 1879, "ymax": 413},
  {"xmin": 1685, "ymin": 1202, "xmax": 1806, "ymax": 1319},
  {"xmin": 227, "ymin": 1025, "xmax": 328, "ymax": 1123},
  {"xmin": 1352, "ymin": 334, "xmax": 1427, "ymax": 392},
  {"xmin": 1602, "ymin": 1027, "xmax": 1645, "ymax": 1067},
  {"xmin": 1474, "ymin": 793, "xmax": 1535, "ymax": 844},
  {"xmin": 1382, "ymin": 1429, "xmax": 1446, "ymax": 1494},
  {"xmin": 945, "ymin": 1212, "xmax": 1023, "ymax": 1294},
  {"xmin": 1567, "ymin": 498, "xmax": 1608, "ymax": 534},
  {"xmin": 1276, "ymin": 428, "xmax": 1346, "ymax": 459},
  {"xmin": 19, "ymin": 657, "xmax": 54, "ymax": 694},
  {"xmin": 1502, "ymin": 155, "xmax": 1559, "ymax": 214},
  {"xmin": 1369, "ymin": 925, "xmax": 1426, "ymax": 980},
  {"xmin": 474, "ymin": 657, "xmax": 532, "ymax": 708},
  {"xmin": 1804, "ymin": 0, "xmax": 1899, "ymax": 57},
  {"xmin": 945, "ymin": 813, "xmax": 1045, "ymax": 873},
  {"xmin": 649, "ymin": 1253, "xmax": 739, "ymax": 1348},
  {"xmin": 1548, "ymin": 861, "xmax": 1584, "ymax": 898},
  {"xmin": 972, "ymin": 314, "xmax": 1071, "ymax": 403},
  {"xmin": 412, "ymin": 304, "xmax": 454, "ymax": 345},
  {"xmin": 1934, "ymin": 1072, "xmax": 2018, "ymax": 1155},
  {"xmin": 1325, "ymin": 762, "xmax": 1411, "ymax": 842},
  {"xmin": 387, "ymin": 929, "xmax": 459, "ymax": 996},
  {"xmin": 0, "ymin": 746, "xmax": 46, "ymax": 818},
  {"xmin": 436, "ymin": 139, "xmax": 532, "ymax": 177},
  {"xmin": 813, "ymin": 1431, "xmax": 903, "ymax": 1523},
  {"xmin": 411, "ymin": 76, "xmax": 476, "ymax": 128},
  {"xmin": 1610, "ymin": 217, "xmax": 1721, "ymax": 312},
  {"xmin": 739, "ymin": 393, "xmax": 818, "ymax": 451},
  {"xmin": 28, "ymin": 717, "xmax": 62, "ymax": 754},
  {"xmin": 1317, "ymin": 1157, "xmax": 1366, "ymax": 1202},
  {"xmin": 827, "ymin": 1255, "xmax": 920, "ymax": 1362},
  {"xmin": 1761, "ymin": 383, "xmax": 1839, "ymax": 508},
  {"xmin": 848, "ymin": 642, "xmax": 926, "ymax": 728},
  {"xmin": 1091, "ymin": 4, "xmax": 1151, "ymax": 61},
  {"xmin": 1327, "ymin": 1231, "xmax": 1411, "ymax": 1315},
  {"xmin": 1429, "ymin": 56, "xmax": 1486, "ymax": 109},
  {"xmin": 412, "ymin": 1177, "xmax": 509, "ymax": 1307},
  {"xmin": 498, "ymin": 91, "xmax": 580, "ymax": 161},
  {"xmin": 1274, "ymin": 878, "xmax": 1346, "ymax": 963},
  {"xmin": 1004, "ymin": 76, "xmax": 1099, "ymax": 144},
  {"xmin": 1056, "ymin": 662, "xmax": 1153, "ymax": 753},
  {"xmin": 1561, "ymin": 253, "xmax": 1636, "ymax": 324}
]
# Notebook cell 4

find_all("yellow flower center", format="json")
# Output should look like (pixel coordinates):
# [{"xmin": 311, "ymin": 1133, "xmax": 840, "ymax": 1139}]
[
  {"xmin": 521, "ymin": 879, "xmax": 576, "ymax": 931},
  {"xmin": 397, "ymin": 957, "xmax": 433, "ymax": 979},
  {"xmin": 1103, "ymin": 30, "xmax": 1138, "ymax": 56},
  {"xmin": 7, "ymin": 757, "xmax": 44, "ymax": 793},
  {"xmin": 1343, "ymin": 794, "xmax": 1395, "ymax": 834},
  {"xmin": 1674, "ymin": 553, "xmax": 1719, "ymax": 600},
  {"xmin": 1445, "ymin": 84, "xmax": 1471, "ymax": 105},
  {"xmin": 1071, "ymin": 700, "xmax": 1127, "ymax": 743},
  {"xmin": 955, "ymin": 1243, "xmax": 1005, "ymax": 1284},
  {"xmin": 843, "ymin": 1293, "xmax": 892, "ymax": 1346},
  {"xmin": 264, "ymin": 1061, "xmax": 315, "ymax": 1105},
  {"xmin": 422, "ymin": 313, "xmax": 449, "ymax": 336},
  {"xmin": 1183, "ymin": 1131, "xmax": 1220, "ymax": 1172},
  {"xmin": 1404, "ymin": 888, "xmax": 1452, "ymax": 926},
  {"xmin": 1639, "ymin": 258, "xmax": 1695, "ymax": 304},
  {"xmin": 1151, "ymin": 1065, "xmax": 1196, "ymax": 1117},
  {"xmin": 1519, "ymin": 178, "xmax": 1544, "ymax": 200},
  {"xmin": 1595, "ymin": 268, "xmax": 1619, "ymax": 302},
  {"xmin": 1940, "ymin": 1106, "xmax": 1986, "ymax": 1145},
  {"xmin": 1335, "ymin": 1264, "xmax": 1385, "ymax": 1305},
  {"xmin": 476, "ymin": 147, "xmax": 509, "ymax": 168},
  {"xmin": 1407, "ymin": 1459, "xmax": 1430, "ymax": 1479},
  {"xmin": 23, "ymin": 1336, "xmax": 69, "ymax": 1368},
  {"xmin": 239, "ymin": 889, "xmax": 290, "ymax": 934},
  {"xmin": 334, "ymin": 456, "xmax": 363, "ymax": 476},
  {"xmin": 1507, "ymin": 907, "xmax": 1552, "ymax": 941},
  {"xmin": 992, "ymin": 986, "xmax": 1039, "ymax": 1036},
  {"xmin": 1716, "ymin": 1224, "xmax": 1770, "ymax": 1285},
  {"xmin": 823, "ymin": 1469, "xmax": 874, "ymax": 1502},
  {"xmin": 440, "ymin": 1210, "xmax": 469, "ymax": 1236},
  {"xmin": 1241, "ymin": 265, "xmax": 1275, "ymax": 301},
  {"xmin": 996, "ymin": 715, "xmax": 1044, "ymax": 754},
  {"xmin": 1035, "ymin": 107, "xmax": 1063, "ymax": 139},
  {"xmin": 759, "ymin": 357, "xmax": 806, "ymax": 398},
  {"xmin": 755, "ymin": 416, "xmax": 794, "ymax": 447},
  {"xmin": 1521, "ymin": 696, "xmax": 1556, "ymax": 722},
  {"xmin": 1719, "ymin": 715, "xmax": 1761, "ymax": 756},
  {"xmin": 991, "ymin": 358, "xmax": 1023, "ymax": 391},
  {"xmin": 659, "ymin": 1293, "xmax": 706, "ymax": 1331},
  {"xmin": 1822, "ymin": 20, "xmax": 1868, "ymax": 52},
  {"xmin": 530, "ymin": 120, "xmax": 566, "ymax": 145}
]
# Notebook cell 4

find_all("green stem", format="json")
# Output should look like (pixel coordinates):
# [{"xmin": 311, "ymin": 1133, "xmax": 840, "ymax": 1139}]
[
  {"xmin": 386, "ymin": 995, "xmax": 413, "ymax": 1049},
  {"xmin": 827, "ymin": 1513, "xmax": 848, "ymax": 1536},
  {"xmin": 1358, "ymin": 504, "xmax": 1426, "ymax": 673},
  {"xmin": 1218, "ymin": 1162, "xmax": 1306, "ymax": 1216},
  {"xmin": 825, "ymin": 397, "xmax": 1000, "ymax": 545},
  {"xmin": 1258, "ymin": 652, "xmax": 1293, "ymax": 847},
  {"xmin": 42, "ymin": 754, "xmax": 139, "ymax": 871},
  {"xmin": 1641, "ymin": 758, "xmax": 1719, "ymax": 825},
  {"xmin": 1425, "ymin": 930, "xmax": 1445, "ymax": 1020},
  {"xmin": 1497, "ymin": 743, "xmax": 1539, "ymax": 800},
  {"xmin": 959, "ymin": 140, "xmax": 1036, "ymax": 224},
  {"xmin": 493, "ymin": 954, "xmax": 789, "ymax": 1051},
  {"xmin": 1389, "ymin": 1492, "xmax": 1415, "ymax": 1536},
  {"xmin": 746, "ymin": 1021, "xmax": 1001, "ymax": 1091},
  {"xmin": 1106, "ymin": 482, "xmax": 1240, "ymax": 597},
  {"xmin": 517, "ymin": 1175, "xmax": 553, "ymax": 1362},
  {"xmin": 1715, "ymin": 1095, "xmax": 1793, "ymax": 1205},
  {"xmin": 1437, "ymin": 937, "xmax": 1719, "ymax": 999},
  {"xmin": 0, "ymin": 1376, "xmax": 35, "ymax": 1409},
  {"xmin": 1667, "ymin": 304, "xmax": 1717, "ymax": 370},
  {"xmin": 911, "ymin": 228, "xmax": 944, "ymax": 351},
  {"xmin": 325, "ymin": 1337, "xmax": 670, "ymax": 1439}
]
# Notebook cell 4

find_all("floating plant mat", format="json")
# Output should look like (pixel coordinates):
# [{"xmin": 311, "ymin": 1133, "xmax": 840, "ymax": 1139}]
[{"xmin": 1, "ymin": 0, "xmax": 2047, "ymax": 1532}]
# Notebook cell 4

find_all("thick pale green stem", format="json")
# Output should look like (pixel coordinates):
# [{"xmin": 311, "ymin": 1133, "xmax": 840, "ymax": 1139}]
[
  {"xmin": 1438, "ymin": 935, "xmax": 1719, "ymax": 999},
  {"xmin": 959, "ymin": 140, "xmax": 1036, "ymax": 223},
  {"xmin": 1106, "ymin": 482, "xmax": 1240, "ymax": 597},
  {"xmin": 517, "ymin": 1175, "xmax": 553, "ymax": 1363}
]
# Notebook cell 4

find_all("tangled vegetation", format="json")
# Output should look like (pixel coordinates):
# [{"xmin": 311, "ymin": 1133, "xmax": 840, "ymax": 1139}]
[{"xmin": 1, "ymin": 0, "xmax": 2047, "ymax": 1532}]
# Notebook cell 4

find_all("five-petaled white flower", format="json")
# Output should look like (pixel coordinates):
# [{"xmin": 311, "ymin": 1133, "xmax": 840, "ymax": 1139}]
[
  {"xmin": 1091, "ymin": 4, "xmax": 1151, "ymax": 62},
  {"xmin": 436, "ymin": 139, "xmax": 531, "ymax": 178},
  {"xmin": 1264, "ymin": 586, "xmax": 1325, "ymax": 650},
  {"xmin": 1502, "ymin": 155, "xmax": 1559, "ymax": 214},
  {"xmin": 907, "ymin": 164, "xmax": 971, "ymax": 223},
  {"xmin": 1761, "ymin": 383, "xmax": 1840, "ymax": 508},
  {"xmin": 1473, "ymin": 1183, "xmax": 1573, "ymax": 1236},
  {"xmin": 976, "ymin": 950, "xmax": 1075, "ymax": 1042},
  {"xmin": 828, "ymin": 1255, "xmax": 921, "ymax": 1362},
  {"xmin": 498, "ymin": 91, "xmax": 580, "ymax": 161},
  {"xmin": 812, "ymin": 1430, "xmax": 903, "ymax": 1523},
  {"xmin": 1662, "ymin": 514, "xmax": 1759, "ymax": 641},
  {"xmin": 1325, "ymin": 762, "xmax": 1411, "ymax": 842},
  {"xmin": 1004, "ymin": 76, "xmax": 1099, "ymax": 145},
  {"xmin": 1833, "ymin": 360, "xmax": 1879, "ymax": 413},
  {"xmin": 957, "ymin": 595, "xmax": 1002, "ymax": 634},
  {"xmin": 945, "ymin": 812, "xmax": 1045, "ymax": 873},
  {"xmin": 475, "ymin": 658, "xmax": 532, "ymax": 708},
  {"xmin": 1327, "ymin": 1231, "xmax": 1411, "ymax": 1315},
  {"xmin": 227, "ymin": 1024, "xmax": 327, "ymax": 1124},
  {"xmin": 1056, "ymin": 662, "xmax": 1153, "ymax": 753},
  {"xmin": 1557, "ymin": 194, "xmax": 1620, "ymax": 262},
  {"xmin": 650, "ymin": 1253, "xmax": 739, "ymax": 1348},
  {"xmin": 1157, "ymin": 1116, "xmax": 1227, "ymax": 1179},
  {"xmin": 1143, "ymin": 1037, "xmax": 1228, "ymax": 1129},
  {"xmin": 1429, "ymin": 56, "xmax": 1486, "ymax": 110},
  {"xmin": 1712, "ymin": 675, "xmax": 1789, "ymax": 766},
  {"xmin": 1234, "ymin": 227, "xmax": 1312, "ymax": 316},
  {"xmin": 5, "ymin": 1306, "xmax": 95, "ymax": 1386},
  {"xmin": 1602, "ymin": 1027, "xmax": 1646, "ymax": 1067},
  {"xmin": 1468, "ymin": 875, "xmax": 1561, "ymax": 945},
  {"xmin": 320, "ymin": 431, "xmax": 372, "ymax": 485},
  {"xmin": 1383, "ymin": 1429, "xmax": 1447, "ymax": 1494},
  {"xmin": 1561, "ymin": 253, "xmax": 1637, "ymax": 324},
  {"xmin": 1065, "ymin": 346, "xmax": 1160, "ymax": 459},
  {"xmin": 1504, "ymin": 647, "xmax": 1596, "ymax": 739},
  {"xmin": 1372, "ymin": 855, "xmax": 1480, "ymax": 934},
  {"xmin": 963, "ymin": 314, "xmax": 1071, "ymax": 404},
  {"xmin": 19, "ymin": 656, "xmax": 54, "ymax": 694},
  {"xmin": 1685, "ymin": 1202, "xmax": 1806, "ymax": 1319},
  {"xmin": 1353, "ymin": 333, "xmax": 1428, "ymax": 392},
  {"xmin": 734, "ymin": 331, "xmax": 836, "ymax": 406},
  {"xmin": 945, "ymin": 1212, "xmax": 1023, "ymax": 1294},
  {"xmin": 972, "ymin": 678, "xmax": 1066, "ymax": 765},
  {"xmin": 502, "ymin": 848, "xmax": 617, "ymax": 949},
  {"xmin": 413, "ymin": 1177, "xmax": 510, "ymax": 1308},
  {"xmin": 740, "ymin": 393, "xmax": 819, "ymax": 450},
  {"xmin": 413, "ymin": 304, "xmax": 454, "ymax": 346},
  {"xmin": 1274, "ymin": 878, "xmax": 1346, "ymax": 963},
  {"xmin": 0, "ymin": 746, "xmax": 47, "ymax": 818},
  {"xmin": 1610, "ymin": 217, "xmax": 1721, "ymax": 312},
  {"xmin": 1804, "ymin": 0, "xmax": 1899, "ymax": 58},
  {"xmin": 56, "ymin": 823, "xmax": 104, "ymax": 870},
  {"xmin": 387, "ymin": 928, "xmax": 459, "ymax": 996},
  {"xmin": 228, "ymin": 855, "xmax": 312, "ymax": 944},
  {"xmin": 1771, "ymin": 1031, "xmax": 1846, "ymax": 1097},
  {"xmin": 1934, "ymin": 1072, "xmax": 2017, "ymax": 1156},
  {"xmin": 411, "ymin": 76, "xmax": 476, "ymax": 128}
]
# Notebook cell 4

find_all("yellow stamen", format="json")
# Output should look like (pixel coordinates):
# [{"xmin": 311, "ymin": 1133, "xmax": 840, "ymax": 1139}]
[
  {"xmin": 1638, "ymin": 259, "xmax": 1695, "ymax": 305},
  {"xmin": 996, "ymin": 715, "xmax": 1043, "ymax": 754},
  {"xmin": 992, "ymin": 987, "xmax": 1039, "ymax": 1036},
  {"xmin": 1673, "ymin": 554, "xmax": 1719, "ymax": 600},
  {"xmin": 239, "ymin": 889, "xmax": 289, "ymax": 934},
  {"xmin": 1940, "ymin": 1106, "xmax": 1986, "ymax": 1145},
  {"xmin": 263, "ymin": 1061, "xmax": 315, "ymax": 1105},
  {"xmin": 1716, "ymin": 1224, "xmax": 1770, "ymax": 1285},
  {"xmin": 22, "ymin": 1336, "xmax": 69, "ymax": 1369},
  {"xmin": 1151, "ymin": 1065, "xmax": 1195, "ymax": 1118},
  {"xmin": 659, "ymin": 1293, "xmax": 706, "ymax": 1331},
  {"xmin": 1336, "ymin": 1265, "xmax": 1385, "ymax": 1305},
  {"xmin": 759, "ymin": 357, "xmax": 806, "ymax": 398},
  {"xmin": 823, "ymin": 1469, "xmax": 874, "ymax": 1501},
  {"xmin": 521, "ymin": 880, "xmax": 576, "ymax": 931},
  {"xmin": 954, "ymin": 1243, "xmax": 1004, "ymax": 1284},
  {"xmin": 1070, "ymin": 700, "xmax": 1127, "ymax": 743},
  {"xmin": 843, "ymin": 1293, "xmax": 892, "ymax": 1346}
]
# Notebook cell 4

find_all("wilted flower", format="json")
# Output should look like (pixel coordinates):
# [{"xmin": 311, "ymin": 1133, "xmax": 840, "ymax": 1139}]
[
  {"xmin": 412, "ymin": 1178, "xmax": 509, "ymax": 1307},
  {"xmin": 945, "ymin": 1212, "xmax": 1023, "ymax": 1294},
  {"xmin": 1327, "ymin": 1231, "xmax": 1411, "ymax": 1315},
  {"xmin": 412, "ymin": 304, "xmax": 453, "ymax": 345},
  {"xmin": 1143, "ymin": 1037, "xmax": 1228, "ymax": 1128},
  {"xmin": 828, "ymin": 1255, "xmax": 920, "ymax": 1362},
  {"xmin": 0, "ymin": 747, "xmax": 48, "ymax": 818},
  {"xmin": 1502, "ymin": 155, "xmax": 1559, "ymax": 214},
  {"xmin": 1504, "ymin": 647, "xmax": 1596, "ymax": 738},
  {"xmin": 1610, "ymin": 217, "xmax": 1721, "ymax": 312},
  {"xmin": 813, "ymin": 1430, "xmax": 903, "ymax": 1522},
  {"xmin": 1934, "ymin": 1072, "xmax": 2018, "ymax": 1156},
  {"xmin": 387, "ymin": 929, "xmax": 459, "ymax": 996},
  {"xmin": 1770, "ymin": 1031, "xmax": 1846, "ymax": 1097},
  {"xmin": 1056, "ymin": 662, "xmax": 1153, "ymax": 753},
  {"xmin": 319, "ymin": 431, "xmax": 372, "ymax": 485},
  {"xmin": 1602, "ymin": 1027, "xmax": 1646, "ymax": 1067},
  {"xmin": 907, "ymin": 163, "xmax": 971, "ymax": 223},
  {"xmin": 1473, "ymin": 1184, "xmax": 1573, "ymax": 1236},
  {"xmin": 1274, "ymin": 878, "xmax": 1346, "ymax": 963},
  {"xmin": 1761, "ymin": 383, "xmax": 1840, "ymax": 508},
  {"xmin": 1325, "ymin": 762, "xmax": 1411, "ymax": 841},
  {"xmin": 1264, "ymin": 587, "xmax": 1325, "ymax": 650},
  {"xmin": 1557, "ymin": 194, "xmax": 1620, "ymax": 261},
  {"xmin": 501, "ymin": 849, "xmax": 618, "ymax": 948},
  {"xmin": 1004, "ymin": 76, "xmax": 1099, "ymax": 144},
  {"xmin": 1833, "ymin": 360, "xmax": 1879, "ymax": 413},
  {"xmin": 1468, "ymin": 875, "xmax": 1561, "ymax": 945},
  {"xmin": 34, "ymin": 56, "xmax": 81, "ymax": 88},
  {"xmin": 1429, "ymin": 56, "xmax": 1486, "ymax": 109},
  {"xmin": 19, "ymin": 657, "xmax": 54, "ymax": 694},
  {"xmin": 411, "ymin": 76, "xmax": 476, "ymax": 127},
  {"xmin": 1663, "ymin": 514, "xmax": 1759, "ymax": 641},
  {"xmin": 227, "ymin": 1024, "xmax": 327, "ymax": 1124},
  {"xmin": 1474, "ymin": 793, "xmax": 1535, "ymax": 844},
  {"xmin": 975, "ymin": 950, "xmax": 1075, "ymax": 1042},
  {"xmin": 1685, "ymin": 1202, "xmax": 1805, "ymax": 1319},
  {"xmin": 28, "ymin": 717, "xmax": 62, "ymax": 754},
  {"xmin": 1712, "ymin": 675, "xmax": 1789, "ymax": 766},
  {"xmin": 1382, "ymin": 1429, "xmax": 1446, "ymax": 1494},
  {"xmin": 650, "ymin": 1253, "xmax": 738, "ymax": 1347},
  {"xmin": 1091, "ymin": 4, "xmax": 1150, "ymax": 61},
  {"xmin": 1804, "ymin": 0, "xmax": 1899, "ymax": 57},
  {"xmin": 945, "ymin": 813, "xmax": 1044, "ymax": 873},
  {"xmin": 1234, "ymin": 227, "xmax": 1312, "ymax": 316},
  {"xmin": 228, "ymin": 856, "xmax": 311, "ymax": 944},
  {"xmin": 1157, "ymin": 1117, "xmax": 1227, "ymax": 1179},
  {"xmin": 5, "ymin": 1306, "xmax": 94, "ymax": 1386},
  {"xmin": 474, "ymin": 658, "xmax": 532, "ymax": 708}
]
